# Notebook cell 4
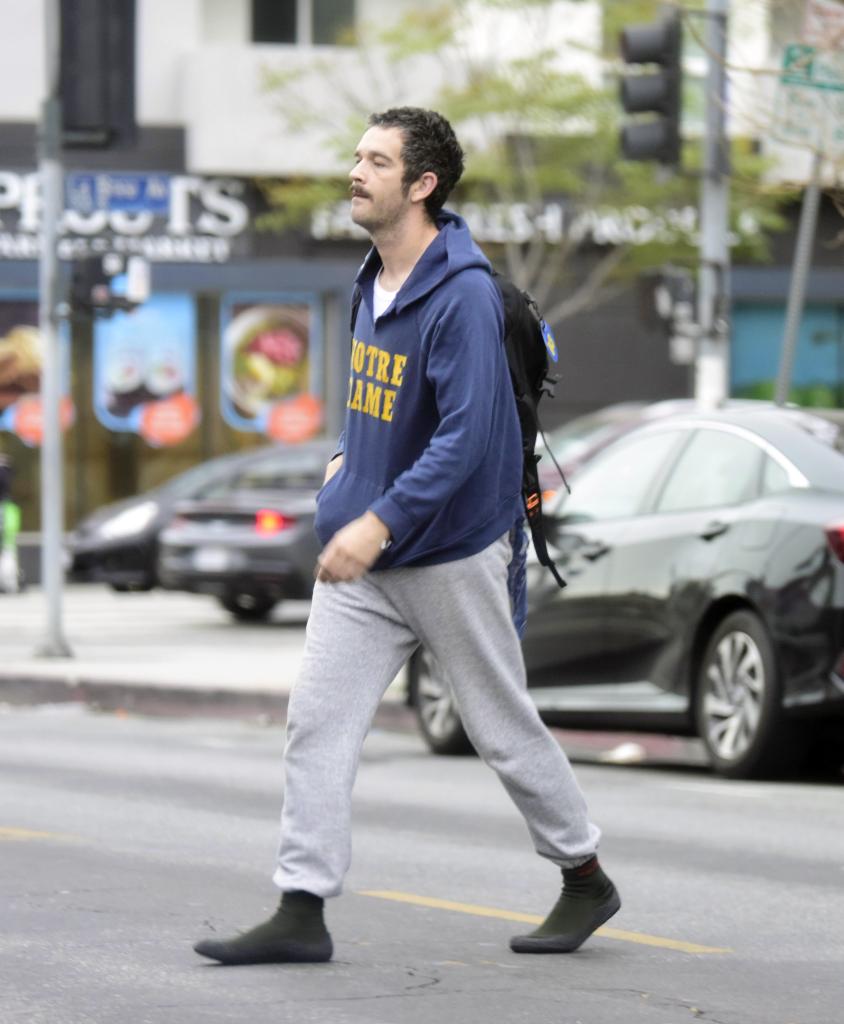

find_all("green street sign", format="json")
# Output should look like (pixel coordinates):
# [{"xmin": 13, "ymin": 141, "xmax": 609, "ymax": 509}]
[{"xmin": 781, "ymin": 43, "xmax": 844, "ymax": 93}]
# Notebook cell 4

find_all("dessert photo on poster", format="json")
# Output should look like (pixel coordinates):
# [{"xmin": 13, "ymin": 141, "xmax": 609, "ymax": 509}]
[{"xmin": 93, "ymin": 293, "xmax": 199, "ymax": 448}]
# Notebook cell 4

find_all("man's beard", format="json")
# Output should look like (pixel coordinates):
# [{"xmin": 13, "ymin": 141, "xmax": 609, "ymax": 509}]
[{"xmin": 350, "ymin": 190, "xmax": 409, "ymax": 235}]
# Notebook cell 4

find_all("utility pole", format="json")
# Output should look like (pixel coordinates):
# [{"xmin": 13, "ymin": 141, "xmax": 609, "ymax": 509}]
[
  {"xmin": 774, "ymin": 150, "xmax": 823, "ymax": 405},
  {"xmin": 694, "ymin": 0, "xmax": 731, "ymax": 407},
  {"xmin": 37, "ymin": 0, "xmax": 72, "ymax": 657}
]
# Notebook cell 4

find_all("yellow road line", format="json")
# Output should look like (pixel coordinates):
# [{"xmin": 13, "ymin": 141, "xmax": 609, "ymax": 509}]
[
  {"xmin": 0, "ymin": 826, "xmax": 80, "ymax": 843},
  {"xmin": 357, "ymin": 890, "xmax": 731, "ymax": 955}
]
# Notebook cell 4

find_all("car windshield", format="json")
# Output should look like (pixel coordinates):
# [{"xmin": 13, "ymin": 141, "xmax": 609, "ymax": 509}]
[
  {"xmin": 539, "ymin": 404, "xmax": 644, "ymax": 464},
  {"xmin": 196, "ymin": 451, "xmax": 327, "ymax": 498},
  {"xmin": 154, "ymin": 446, "xmax": 329, "ymax": 501}
]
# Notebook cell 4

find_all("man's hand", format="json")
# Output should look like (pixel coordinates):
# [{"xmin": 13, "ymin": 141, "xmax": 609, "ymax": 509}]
[
  {"xmin": 316, "ymin": 511, "xmax": 391, "ymax": 583},
  {"xmin": 323, "ymin": 454, "xmax": 343, "ymax": 485}
]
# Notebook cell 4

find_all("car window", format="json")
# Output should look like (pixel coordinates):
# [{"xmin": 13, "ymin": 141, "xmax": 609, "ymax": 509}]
[
  {"xmin": 555, "ymin": 429, "xmax": 683, "ymax": 523},
  {"xmin": 656, "ymin": 429, "xmax": 763, "ymax": 513},
  {"xmin": 545, "ymin": 406, "xmax": 642, "ymax": 464},
  {"xmin": 157, "ymin": 456, "xmax": 243, "ymax": 499},
  {"xmin": 762, "ymin": 456, "xmax": 791, "ymax": 496},
  {"xmin": 198, "ymin": 455, "xmax": 326, "ymax": 497}
]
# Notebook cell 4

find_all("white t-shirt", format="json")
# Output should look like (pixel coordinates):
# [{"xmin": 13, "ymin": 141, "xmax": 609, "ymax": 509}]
[{"xmin": 373, "ymin": 270, "xmax": 399, "ymax": 320}]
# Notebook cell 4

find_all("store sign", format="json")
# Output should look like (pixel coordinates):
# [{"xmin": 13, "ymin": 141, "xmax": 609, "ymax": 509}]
[
  {"xmin": 0, "ymin": 173, "xmax": 250, "ymax": 264},
  {"xmin": 93, "ymin": 293, "xmax": 199, "ymax": 447},
  {"xmin": 0, "ymin": 299, "xmax": 73, "ymax": 446},
  {"xmin": 220, "ymin": 295, "xmax": 323, "ymax": 441},
  {"xmin": 66, "ymin": 172, "xmax": 172, "ymax": 215},
  {"xmin": 311, "ymin": 199, "xmax": 701, "ymax": 247}
]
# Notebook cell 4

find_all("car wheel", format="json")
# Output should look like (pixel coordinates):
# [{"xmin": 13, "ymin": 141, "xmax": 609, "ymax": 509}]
[
  {"xmin": 218, "ymin": 591, "xmax": 277, "ymax": 622},
  {"xmin": 695, "ymin": 610, "xmax": 798, "ymax": 779},
  {"xmin": 407, "ymin": 647, "xmax": 474, "ymax": 756}
]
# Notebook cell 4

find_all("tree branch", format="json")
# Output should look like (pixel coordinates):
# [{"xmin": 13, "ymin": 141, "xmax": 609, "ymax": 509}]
[{"xmin": 542, "ymin": 245, "xmax": 628, "ymax": 326}]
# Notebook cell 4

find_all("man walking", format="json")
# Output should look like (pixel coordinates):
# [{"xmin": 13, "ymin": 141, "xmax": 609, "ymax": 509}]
[{"xmin": 194, "ymin": 107, "xmax": 619, "ymax": 965}]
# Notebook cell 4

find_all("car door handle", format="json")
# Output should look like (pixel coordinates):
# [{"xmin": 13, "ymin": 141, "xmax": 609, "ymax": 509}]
[
  {"xmin": 700, "ymin": 520, "xmax": 730, "ymax": 541},
  {"xmin": 581, "ymin": 541, "xmax": 610, "ymax": 561}
]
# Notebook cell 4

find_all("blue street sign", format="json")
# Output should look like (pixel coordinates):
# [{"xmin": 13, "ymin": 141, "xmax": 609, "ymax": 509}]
[{"xmin": 65, "ymin": 173, "xmax": 172, "ymax": 215}]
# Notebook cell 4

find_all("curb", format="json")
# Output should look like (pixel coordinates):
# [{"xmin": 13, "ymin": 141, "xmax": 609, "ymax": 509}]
[
  {"xmin": 0, "ymin": 670, "xmax": 710, "ymax": 769},
  {"xmin": 0, "ymin": 672, "xmax": 419, "ymax": 732}
]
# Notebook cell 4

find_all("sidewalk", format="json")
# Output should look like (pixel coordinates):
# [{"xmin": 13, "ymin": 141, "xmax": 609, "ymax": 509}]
[{"xmin": 0, "ymin": 584, "xmax": 410, "ymax": 724}]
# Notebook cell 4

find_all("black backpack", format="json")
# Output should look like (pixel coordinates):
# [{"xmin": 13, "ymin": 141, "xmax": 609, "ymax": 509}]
[
  {"xmin": 350, "ymin": 274, "xmax": 568, "ymax": 588},
  {"xmin": 491, "ymin": 272, "xmax": 567, "ymax": 588}
]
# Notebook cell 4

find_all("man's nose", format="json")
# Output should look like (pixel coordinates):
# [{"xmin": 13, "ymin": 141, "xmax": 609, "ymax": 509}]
[{"xmin": 350, "ymin": 161, "xmax": 364, "ymax": 182}]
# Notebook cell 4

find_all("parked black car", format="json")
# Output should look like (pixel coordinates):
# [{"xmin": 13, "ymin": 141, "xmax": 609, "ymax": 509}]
[
  {"xmin": 410, "ymin": 406, "xmax": 844, "ymax": 778},
  {"xmin": 156, "ymin": 443, "xmax": 335, "ymax": 620},
  {"xmin": 68, "ymin": 441, "xmax": 336, "ymax": 592}
]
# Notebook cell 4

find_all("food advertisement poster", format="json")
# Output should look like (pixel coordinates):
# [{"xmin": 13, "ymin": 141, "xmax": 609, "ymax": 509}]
[
  {"xmin": 94, "ymin": 293, "xmax": 199, "ymax": 447},
  {"xmin": 220, "ymin": 294, "xmax": 324, "ymax": 442},
  {"xmin": 0, "ymin": 297, "xmax": 73, "ymax": 446}
]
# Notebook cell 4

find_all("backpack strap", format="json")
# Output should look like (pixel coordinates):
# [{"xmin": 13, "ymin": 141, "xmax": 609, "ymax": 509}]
[
  {"xmin": 493, "ymin": 275, "xmax": 566, "ymax": 590},
  {"xmin": 522, "ymin": 453, "xmax": 567, "ymax": 589},
  {"xmin": 350, "ymin": 283, "xmax": 362, "ymax": 337}
]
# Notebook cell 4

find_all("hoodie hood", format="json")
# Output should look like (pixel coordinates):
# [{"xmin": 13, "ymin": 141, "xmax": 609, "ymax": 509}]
[{"xmin": 355, "ymin": 209, "xmax": 492, "ymax": 315}]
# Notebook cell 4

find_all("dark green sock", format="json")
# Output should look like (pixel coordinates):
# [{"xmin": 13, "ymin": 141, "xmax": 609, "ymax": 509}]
[
  {"xmin": 193, "ymin": 891, "xmax": 333, "ymax": 965},
  {"xmin": 510, "ymin": 858, "xmax": 621, "ymax": 954}
]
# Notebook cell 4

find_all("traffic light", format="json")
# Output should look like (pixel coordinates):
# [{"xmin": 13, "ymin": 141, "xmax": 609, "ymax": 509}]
[
  {"xmin": 59, "ymin": 0, "xmax": 137, "ymax": 149},
  {"xmin": 619, "ymin": 11, "xmax": 682, "ymax": 166}
]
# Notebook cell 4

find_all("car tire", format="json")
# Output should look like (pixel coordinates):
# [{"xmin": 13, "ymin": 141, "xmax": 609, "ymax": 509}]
[
  {"xmin": 109, "ymin": 578, "xmax": 155, "ymax": 593},
  {"xmin": 218, "ymin": 591, "xmax": 278, "ymax": 622},
  {"xmin": 695, "ymin": 609, "xmax": 800, "ymax": 779},
  {"xmin": 407, "ymin": 647, "xmax": 475, "ymax": 756}
]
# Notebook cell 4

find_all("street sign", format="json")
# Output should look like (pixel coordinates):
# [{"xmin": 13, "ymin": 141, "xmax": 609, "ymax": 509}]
[
  {"xmin": 65, "ymin": 172, "xmax": 171, "ymax": 215},
  {"xmin": 780, "ymin": 43, "xmax": 844, "ymax": 92},
  {"xmin": 774, "ymin": 44, "xmax": 844, "ymax": 157}
]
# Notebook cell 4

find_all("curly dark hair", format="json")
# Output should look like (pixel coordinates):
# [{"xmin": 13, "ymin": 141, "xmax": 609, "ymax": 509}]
[{"xmin": 367, "ymin": 107, "xmax": 464, "ymax": 220}]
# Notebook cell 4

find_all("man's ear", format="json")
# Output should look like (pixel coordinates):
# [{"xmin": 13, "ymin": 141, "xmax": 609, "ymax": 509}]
[{"xmin": 409, "ymin": 171, "xmax": 438, "ymax": 206}]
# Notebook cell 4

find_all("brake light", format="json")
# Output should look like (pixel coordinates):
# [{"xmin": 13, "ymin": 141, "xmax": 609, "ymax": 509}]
[
  {"xmin": 255, "ymin": 509, "xmax": 295, "ymax": 535},
  {"xmin": 826, "ymin": 523, "xmax": 844, "ymax": 562}
]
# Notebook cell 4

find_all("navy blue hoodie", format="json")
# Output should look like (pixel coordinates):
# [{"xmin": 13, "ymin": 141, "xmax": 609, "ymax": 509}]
[{"xmin": 314, "ymin": 210, "xmax": 523, "ymax": 569}]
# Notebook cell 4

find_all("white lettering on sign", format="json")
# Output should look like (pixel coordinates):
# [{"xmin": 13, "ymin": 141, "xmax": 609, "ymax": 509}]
[
  {"xmin": 0, "ymin": 171, "xmax": 251, "ymax": 262},
  {"xmin": 310, "ymin": 199, "xmax": 701, "ymax": 248}
]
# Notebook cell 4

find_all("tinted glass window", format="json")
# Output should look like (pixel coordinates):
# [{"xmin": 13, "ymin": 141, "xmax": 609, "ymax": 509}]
[
  {"xmin": 762, "ymin": 456, "xmax": 791, "ymax": 495},
  {"xmin": 252, "ymin": 0, "xmax": 355, "ymax": 44},
  {"xmin": 656, "ymin": 429, "xmax": 762, "ymax": 513},
  {"xmin": 252, "ymin": 0, "xmax": 296, "ymax": 42},
  {"xmin": 313, "ymin": 0, "xmax": 355, "ymax": 43},
  {"xmin": 556, "ymin": 430, "xmax": 682, "ymax": 523},
  {"xmin": 199, "ymin": 454, "xmax": 325, "ymax": 497}
]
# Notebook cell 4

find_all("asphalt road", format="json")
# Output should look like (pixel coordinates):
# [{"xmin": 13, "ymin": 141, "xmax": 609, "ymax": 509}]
[{"xmin": 2, "ymin": 704, "xmax": 843, "ymax": 1024}]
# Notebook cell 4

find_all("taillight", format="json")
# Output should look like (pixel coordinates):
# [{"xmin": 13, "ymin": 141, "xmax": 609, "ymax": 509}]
[
  {"xmin": 255, "ymin": 509, "xmax": 295, "ymax": 535},
  {"xmin": 825, "ymin": 523, "xmax": 844, "ymax": 562}
]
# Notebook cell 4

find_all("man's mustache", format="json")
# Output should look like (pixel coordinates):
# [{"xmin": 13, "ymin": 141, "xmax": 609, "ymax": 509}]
[{"xmin": 350, "ymin": 186, "xmax": 371, "ymax": 199}]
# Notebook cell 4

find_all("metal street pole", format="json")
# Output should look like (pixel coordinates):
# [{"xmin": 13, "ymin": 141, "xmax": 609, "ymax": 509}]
[
  {"xmin": 694, "ymin": 0, "xmax": 731, "ymax": 408},
  {"xmin": 37, "ymin": 0, "xmax": 72, "ymax": 657},
  {"xmin": 775, "ymin": 149, "xmax": 823, "ymax": 405}
]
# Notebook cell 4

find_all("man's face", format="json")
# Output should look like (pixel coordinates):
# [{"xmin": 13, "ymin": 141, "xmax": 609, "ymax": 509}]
[{"xmin": 349, "ymin": 125, "xmax": 411, "ymax": 233}]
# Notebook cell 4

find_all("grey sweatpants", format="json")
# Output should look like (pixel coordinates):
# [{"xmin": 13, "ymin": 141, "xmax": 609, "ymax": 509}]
[{"xmin": 273, "ymin": 533, "xmax": 601, "ymax": 898}]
